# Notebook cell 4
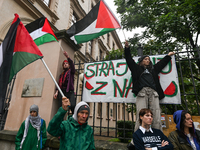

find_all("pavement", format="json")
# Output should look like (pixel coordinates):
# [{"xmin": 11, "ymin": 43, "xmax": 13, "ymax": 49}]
[{"xmin": 93, "ymin": 128, "xmax": 128, "ymax": 150}]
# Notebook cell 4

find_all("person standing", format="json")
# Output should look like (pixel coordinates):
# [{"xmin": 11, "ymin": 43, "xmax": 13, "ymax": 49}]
[
  {"xmin": 124, "ymin": 41, "xmax": 175, "ymax": 131},
  {"xmin": 47, "ymin": 98, "xmax": 95, "ymax": 150},
  {"xmin": 168, "ymin": 110, "xmax": 200, "ymax": 150},
  {"xmin": 54, "ymin": 50, "xmax": 76, "ymax": 114},
  {"xmin": 133, "ymin": 108, "xmax": 173, "ymax": 150},
  {"xmin": 15, "ymin": 104, "xmax": 47, "ymax": 150}
]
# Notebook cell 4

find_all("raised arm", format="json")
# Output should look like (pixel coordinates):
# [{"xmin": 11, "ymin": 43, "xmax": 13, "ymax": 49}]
[
  {"xmin": 153, "ymin": 54, "xmax": 172, "ymax": 74},
  {"xmin": 47, "ymin": 97, "xmax": 70, "ymax": 137},
  {"xmin": 63, "ymin": 51, "xmax": 75, "ymax": 74},
  {"xmin": 124, "ymin": 41, "xmax": 137, "ymax": 72}
]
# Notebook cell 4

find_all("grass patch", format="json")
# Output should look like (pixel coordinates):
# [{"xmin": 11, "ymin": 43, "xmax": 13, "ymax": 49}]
[{"xmin": 108, "ymin": 138, "xmax": 121, "ymax": 142}]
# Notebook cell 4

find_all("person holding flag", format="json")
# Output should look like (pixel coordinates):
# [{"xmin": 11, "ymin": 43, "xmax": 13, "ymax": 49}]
[
  {"xmin": 47, "ymin": 98, "xmax": 95, "ymax": 150},
  {"xmin": 53, "ymin": 51, "xmax": 76, "ymax": 114}
]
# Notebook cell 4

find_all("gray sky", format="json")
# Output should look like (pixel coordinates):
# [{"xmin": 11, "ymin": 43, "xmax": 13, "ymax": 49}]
[{"xmin": 105, "ymin": 0, "xmax": 144, "ymax": 43}]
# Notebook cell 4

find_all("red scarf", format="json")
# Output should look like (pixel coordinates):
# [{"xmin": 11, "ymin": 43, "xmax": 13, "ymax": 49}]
[{"xmin": 58, "ymin": 69, "xmax": 70, "ymax": 88}]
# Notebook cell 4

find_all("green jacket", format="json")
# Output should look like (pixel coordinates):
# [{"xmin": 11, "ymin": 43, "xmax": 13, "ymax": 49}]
[
  {"xmin": 47, "ymin": 107, "xmax": 95, "ymax": 150},
  {"xmin": 15, "ymin": 119, "xmax": 47, "ymax": 150},
  {"xmin": 168, "ymin": 130, "xmax": 200, "ymax": 150}
]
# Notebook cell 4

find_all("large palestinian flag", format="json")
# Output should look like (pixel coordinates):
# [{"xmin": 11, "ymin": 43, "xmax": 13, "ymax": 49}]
[
  {"xmin": 66, "ymin": 0, "xmax": 121, "ymax": 44},
  {"xmin": 0, "ymin": 14, "xmax": 43, "ymax": 114},
  {"xmin": 25, "ymin": 17, "xmax": 58, "ymax": 46}
]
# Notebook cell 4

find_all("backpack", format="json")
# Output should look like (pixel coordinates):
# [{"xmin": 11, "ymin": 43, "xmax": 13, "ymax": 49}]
[{"xmin": 40, "ymin": 119, "xmax": 44, "ymax": 149}]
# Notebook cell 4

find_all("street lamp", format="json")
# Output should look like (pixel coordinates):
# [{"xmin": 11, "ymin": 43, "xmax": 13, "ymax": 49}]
[{"xmin": 137, "ymin": 43, "xmax": 143, "ymax": 56}]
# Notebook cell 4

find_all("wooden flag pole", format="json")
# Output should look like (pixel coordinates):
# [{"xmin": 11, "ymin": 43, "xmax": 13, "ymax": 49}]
[{"xmin": 40, "ymin": 58, "xmax": 65, "ymax": 97}]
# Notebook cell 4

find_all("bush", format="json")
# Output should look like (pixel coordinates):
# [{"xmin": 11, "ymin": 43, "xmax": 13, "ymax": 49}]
[{"xmin": 117, "ymin": 120, "xmax": 134, "ymax": 143}]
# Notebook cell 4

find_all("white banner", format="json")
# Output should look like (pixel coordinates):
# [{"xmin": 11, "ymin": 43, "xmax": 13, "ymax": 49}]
[{"xmin": 82, "ymin": 55, "xmax": 181, "ymax": 104}]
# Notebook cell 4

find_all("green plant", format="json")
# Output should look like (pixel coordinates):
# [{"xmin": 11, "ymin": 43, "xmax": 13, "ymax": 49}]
[{"xmin": 117, "ymin": 120, "xmax": 134, "ymax": 143}]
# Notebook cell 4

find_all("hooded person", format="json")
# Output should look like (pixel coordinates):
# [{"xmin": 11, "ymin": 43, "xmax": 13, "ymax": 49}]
[
  {"xmin": 53, "ymin": 50, "xmax": 76, "ymax": 114},
  {"xmin": 168, "ymin": 110, "xmax": 200, "ymax": 150},
  {"xmin": 15, "ymin": 104, "xmax": 47, "ymax": 150},
  {"xmin": 47, "ymin": 98, "xmax": 95, "ymax": 150},
  {"xmin": 124, "ymin": 41, "xmax": 175, "ymax": 132}
]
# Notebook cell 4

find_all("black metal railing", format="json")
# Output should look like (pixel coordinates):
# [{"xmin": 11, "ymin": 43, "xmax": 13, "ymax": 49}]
[{"xmin": 1, "ymin": 45, "xmax": 200, "ymax": 142}]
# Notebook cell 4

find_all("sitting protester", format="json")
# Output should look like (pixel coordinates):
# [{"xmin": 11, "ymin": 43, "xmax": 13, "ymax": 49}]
[
  {"xmin": 168, "ymin": 110, "xmax": 200, "ymax": 150},
  {"xmin": 133, "ymin": 108, "xmax": 173, "ymax": 150}
]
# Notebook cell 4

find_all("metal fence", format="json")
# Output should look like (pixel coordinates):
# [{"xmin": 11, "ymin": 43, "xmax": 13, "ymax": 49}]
[
  {"xmin": 1, "ymin": 45, "xmax": 200, "ymax": 141},
  {"xmin": 74, "ymin": 45, "xmax": 200, "ymax": 140}
]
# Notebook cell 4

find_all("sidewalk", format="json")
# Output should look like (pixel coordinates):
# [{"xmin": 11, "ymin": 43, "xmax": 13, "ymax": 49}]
[{"xmin": 93, "ymin": 128, "xmax": 128, "ymax": 150}]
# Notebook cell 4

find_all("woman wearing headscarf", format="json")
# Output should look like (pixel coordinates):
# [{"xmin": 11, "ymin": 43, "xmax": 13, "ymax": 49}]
[
  {"xmin": 15, "ymin": 104, "xmax": 47, "ymax": 150},
  {"xmin": 168, "ymin": 110, "xmax": 200, "ymax": 150}
]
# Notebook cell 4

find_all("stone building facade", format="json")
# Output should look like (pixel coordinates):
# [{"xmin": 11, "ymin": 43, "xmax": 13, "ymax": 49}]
[{"xmin": 0, "ymin": 0, "xmax": 130, "ymax": 134}]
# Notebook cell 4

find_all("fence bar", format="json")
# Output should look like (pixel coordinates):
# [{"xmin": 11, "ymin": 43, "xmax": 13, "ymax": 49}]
[
  {"xmin": 176, "ymin": 46, "xmax": 188, "ymax": 110},
  {"xmin": 186, "ymin": 46, "xmax": 200, "ymax": 115},
  {"xmin": 107, "ymin": 103, "xmax": 110, "ymax": 136}
]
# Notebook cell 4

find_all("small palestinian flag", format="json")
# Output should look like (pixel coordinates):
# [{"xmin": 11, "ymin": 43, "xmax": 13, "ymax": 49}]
[
  {"xmin": 0, "ymin": 14, "xmax": 43, "ymax": 114},
  {"xmin": 25, "ymin": 17, "xmax": 58, "ymax": 46},
  {"xmin": 66, "ymin": 0, "xmax": 121, "ymax": 44}
]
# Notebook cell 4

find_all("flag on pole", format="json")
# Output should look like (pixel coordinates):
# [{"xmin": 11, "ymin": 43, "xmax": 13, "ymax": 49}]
[
  {"xmin": 66, "ymin": 0, "xmax": 121, "ymax": 44},
  {"xmin": 0, "ymin": 14, "xmax": 43, "ymax": 114},
  {"xmin": 25, "ymin": 17, "xmax": 58, "ymax": 46}
]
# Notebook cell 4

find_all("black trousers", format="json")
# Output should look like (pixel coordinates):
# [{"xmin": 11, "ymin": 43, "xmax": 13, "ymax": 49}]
[{"xmin": 58, "ymin": 90, "xmax": 76, "ymax": 114}]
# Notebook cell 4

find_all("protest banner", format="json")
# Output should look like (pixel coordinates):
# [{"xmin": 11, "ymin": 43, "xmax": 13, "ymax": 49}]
[{"xmin": 82, "ymin": 55, "xmax": 180, "ymax": 104}]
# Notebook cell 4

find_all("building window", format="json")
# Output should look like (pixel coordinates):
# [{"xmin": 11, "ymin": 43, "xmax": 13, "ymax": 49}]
[
  {"xmin": 122, "ymin": 104, "xmax": 125, "ymax": 120},
  {"xmin": 107, "ymin": 33, "xmax": 110, "ymax": 46},
  {"xmin": 113, "ymin": 103, "xmax": 116, "ymax": 120},
  {"xmin": 118, "ymin": 104, "xmax": 120, "ymax": 120},
  {"xmin": 91, "ymin": 2, "xmax": 94, "ymax": 8},
  {"xmin": 113, "ymin": 42, "xmax": 115, "ymax": 50},
  {"xmin": 88, "ymin": 40, "xmax": 93, "ymax": 55},
  {"xmin": 86, "ymin": 102, "xmax": 92, "ymax": 117},
  {"xmin": 106, "ymin": 103, "xmax": 109, "ymax": 118},
  {"xmin": 41, "ymin": 0, "xmax": 51, "ymax": 7},
  {"xmin": 98, "ymin": 103, "xmax": 102, "ymax": 117},
  {"xmin": 71, "ymin": 12, "xmax": 78, "ymax": 26},
  {"xmin": 99, "ymin": 49, "xmax": 103, "ymax": 60}
]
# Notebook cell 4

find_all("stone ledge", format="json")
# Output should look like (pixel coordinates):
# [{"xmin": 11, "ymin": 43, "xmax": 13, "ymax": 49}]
[
  {"xmin": 0, "ymin": 130, "xmax": 18, "ymax": 142},
  {"xmin": 95, "ymin": 140, "xmax": 128, "ymax": 150},
  {"xmin": 0, "ymin": 130, "xmax": 128, "ymax": 150}
]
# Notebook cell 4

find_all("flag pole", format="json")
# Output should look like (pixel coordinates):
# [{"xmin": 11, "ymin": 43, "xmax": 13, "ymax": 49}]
[
  {"xmin": 122, "ymin": 29, "xmax": 127, "ymax": 41},
  {"xmin": 58, "ymin": 42, "xmax": 64, "ymax": 52},
  {"xmin": 40, "ymin": 58, "xmax": 65, "ymax": 97}
]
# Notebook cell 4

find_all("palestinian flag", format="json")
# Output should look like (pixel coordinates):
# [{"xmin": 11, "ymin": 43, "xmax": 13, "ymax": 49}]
[
  {"xmin": 0, "ymin": 14, "xmax": 43, "ymax": 114},
  {"xmin": 66, "ymin": 0, "xmax": 121, "ymax": 44},
  {"xmin": 25, "ymin": 17, "xmax": 58, "ymax": 46}
]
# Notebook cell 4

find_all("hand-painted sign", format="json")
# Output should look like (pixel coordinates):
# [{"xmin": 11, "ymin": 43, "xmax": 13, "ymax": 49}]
[{"xmin": 82, "ymin": 55, "xmax": 181, "ymax": 104}]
